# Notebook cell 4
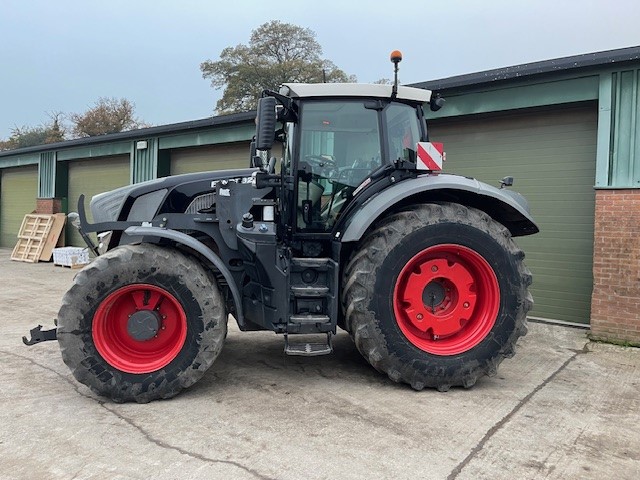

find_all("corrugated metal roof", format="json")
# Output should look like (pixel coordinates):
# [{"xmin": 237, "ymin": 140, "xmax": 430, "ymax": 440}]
[{"xmin": 411, "ymin": 45, "xmax": 640, "ymax": 91}]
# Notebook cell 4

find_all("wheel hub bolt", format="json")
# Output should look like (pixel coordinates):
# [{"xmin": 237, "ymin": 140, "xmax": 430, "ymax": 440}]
[
  {"xmin": 416, "ymin": 313, "xmax": 423, "ymax": 320},
  {"xmin": 463, "ymin": 302, "xmax": 470, "ymax": 308},
  {"xmin": 431, "ymin": 266, "xmax": 438, "ymax": 272}
]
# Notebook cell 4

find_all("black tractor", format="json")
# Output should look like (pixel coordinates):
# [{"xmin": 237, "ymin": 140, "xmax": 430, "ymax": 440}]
[{"xmin": 26, "ymin": 53, "xmax": 537, "ymax": 402}]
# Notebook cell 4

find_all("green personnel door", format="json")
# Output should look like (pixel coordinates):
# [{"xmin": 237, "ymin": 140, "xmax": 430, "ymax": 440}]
[
  {"xmin": 429, "ymin": 104, "xmax": 597, "ymax": 324},
  {"xmin": 67, "ymin": 155, "xmax": 130, "ymax": 246},
  {"xmin": 0, "ymin": 165, "xmax": 38, "ymax": 247}
]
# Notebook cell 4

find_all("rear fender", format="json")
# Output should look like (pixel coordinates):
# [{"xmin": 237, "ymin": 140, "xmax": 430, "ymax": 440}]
[{"xmin": 339, "ymin": 174, "xmax": 539, "ymax": 243}]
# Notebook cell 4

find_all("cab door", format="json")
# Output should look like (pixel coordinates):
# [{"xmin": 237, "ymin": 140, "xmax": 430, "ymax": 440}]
[{"xmin": 294, "ymin": 100, "xmax": 384, "ymax": 234}]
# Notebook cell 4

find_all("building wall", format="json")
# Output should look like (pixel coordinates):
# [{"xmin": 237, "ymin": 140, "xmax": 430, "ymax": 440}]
[
  {"xmin": 589, "ymin": 67, "xmax": 640, "ymax": 343},
  {"xmin": 590, "ymin": 189, "xmax": 640, "ymax": 344}
]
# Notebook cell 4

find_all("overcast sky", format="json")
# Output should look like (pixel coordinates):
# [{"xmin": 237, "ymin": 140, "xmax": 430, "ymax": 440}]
[{"xmin": 1, "ymin": 0, "xmax": 639, "ymax": 138}]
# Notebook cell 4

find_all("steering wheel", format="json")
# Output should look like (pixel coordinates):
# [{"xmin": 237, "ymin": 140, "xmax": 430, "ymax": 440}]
[{"xmin": 304, "ymin": 155, "xmax": 336, "ymax": 169}]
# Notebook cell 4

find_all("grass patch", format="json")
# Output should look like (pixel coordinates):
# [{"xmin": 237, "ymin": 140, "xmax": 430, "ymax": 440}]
[{"xmin": 587, "ymin": 332, "xmax": 640, "ymax": 348}]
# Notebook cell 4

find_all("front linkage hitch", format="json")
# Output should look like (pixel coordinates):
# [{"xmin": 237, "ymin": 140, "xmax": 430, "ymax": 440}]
[{"xmin": 23, "ymin": 324, "xmax": 57, "ymax": 346}]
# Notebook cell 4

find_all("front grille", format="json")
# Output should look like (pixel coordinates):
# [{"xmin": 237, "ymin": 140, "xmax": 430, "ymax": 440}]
[{"xmin": 185, "ymin": 193, "xmax": 216, "ymax": 214}]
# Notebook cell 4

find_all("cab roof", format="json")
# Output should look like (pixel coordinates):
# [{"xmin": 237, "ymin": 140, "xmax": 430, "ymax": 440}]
[{"xmin": 279, "ymin": 83, "xmax": 432, "ymax": 103}]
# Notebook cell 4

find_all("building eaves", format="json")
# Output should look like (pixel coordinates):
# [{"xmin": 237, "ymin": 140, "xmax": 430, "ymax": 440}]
[
  {"xmin": 0, "ymin": 110, "xmax": 256, "ymax": 158},
  {"xmin": 410, "ymin": 45, "xmax": 640, "ymax": 92}
]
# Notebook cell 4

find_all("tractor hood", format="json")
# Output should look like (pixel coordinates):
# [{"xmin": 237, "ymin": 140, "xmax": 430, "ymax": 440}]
[{"xmin": 90, "ymin": 168, "xmax": 257, "ymax": 223}]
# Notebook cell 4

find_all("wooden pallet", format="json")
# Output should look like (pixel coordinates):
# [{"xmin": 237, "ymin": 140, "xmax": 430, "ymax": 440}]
[
  {"xmin": 11, "ymin": 214, "xmax": 56, "ymax": 263},
  {"xmin": 38, "ymin": 213, "xmax": 66, "ymax": 262}
]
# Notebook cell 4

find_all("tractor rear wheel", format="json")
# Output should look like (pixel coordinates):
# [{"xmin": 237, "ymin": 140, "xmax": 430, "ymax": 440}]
[
  {"xmin": 57, "ymin": 244, "xmax": 227, "ymax": 403},
  {"xmin": 342, "ymin": 202, "xmax": 532, "ymax": 391}
]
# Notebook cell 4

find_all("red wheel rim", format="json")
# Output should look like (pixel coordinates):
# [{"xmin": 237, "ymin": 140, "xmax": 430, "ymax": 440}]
[
  {"xmin": 92, "ymin": 284, "xmax": 187, "ymax": 374},
  {"xmin": 393, "ymin": 244, "xmax": 500, "ymax": 356}
]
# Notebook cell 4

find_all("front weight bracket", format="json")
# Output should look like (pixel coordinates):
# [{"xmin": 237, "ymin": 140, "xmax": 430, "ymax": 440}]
[{"xmin": 22, "ymin": 325, "xmax": 57, "ymax": 346}]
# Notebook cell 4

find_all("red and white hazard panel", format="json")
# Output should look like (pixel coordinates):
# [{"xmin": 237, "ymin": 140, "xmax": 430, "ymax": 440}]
[{"xmin": 416, "ymin": 142, "xmax": 444, "ymax": 171}]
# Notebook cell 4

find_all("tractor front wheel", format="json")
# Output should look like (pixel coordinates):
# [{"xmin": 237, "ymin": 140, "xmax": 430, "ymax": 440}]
[
  {"xmin": 57, "ymin": 244, "xmax": 227, "ymax": 403},
  {"xmin": 342, "ymin": 203, "xmax": 532, "ymax": 391}
]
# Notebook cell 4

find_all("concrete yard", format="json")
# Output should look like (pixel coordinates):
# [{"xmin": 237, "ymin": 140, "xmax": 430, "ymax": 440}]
[{"xmin": 0, "ymin": 248, "xmax": 638, "ymax": 480}]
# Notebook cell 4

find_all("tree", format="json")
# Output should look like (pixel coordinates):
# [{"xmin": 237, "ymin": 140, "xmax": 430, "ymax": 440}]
[
  {"xmin": 200, "ymin": 21, "xmax": 355, "ymax": 114},
  {"xmin": 0, "ymin": 98, "xmax": 147, "ymax": 150},
  {"xmin": 46, "ymin": 111, "xmax": 67, "ymax": 142},
  {"xmin": 0, "ymin": 112, "xmax": 66, "ymax": 151},
  {"xmin": 70, "ymin": 97, "xmax": 147, "ymax": 137}
]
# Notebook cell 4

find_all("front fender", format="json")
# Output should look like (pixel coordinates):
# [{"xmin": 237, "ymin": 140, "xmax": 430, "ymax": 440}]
[
  {"xmin": 339, "ymin": 173, "xmax": 539, "ymax": 242},
  {"xmin": 124, "ymin": 226, "xmax": 244, "ymax": 326}
]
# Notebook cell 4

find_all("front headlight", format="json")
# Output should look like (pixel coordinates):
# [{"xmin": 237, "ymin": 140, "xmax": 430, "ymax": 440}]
[
  {"xmin": 67, "ymin": 212, "xmax": 81, "ymax": 229},
  {"xmin": 97, "ymin": 231, "xmax": 113, "ymax": 255}
]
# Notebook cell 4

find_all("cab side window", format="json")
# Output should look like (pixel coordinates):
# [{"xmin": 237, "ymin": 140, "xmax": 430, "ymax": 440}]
[{"xmin": 385, "ymin": 103, "xmax": 421, "ymax": 163}]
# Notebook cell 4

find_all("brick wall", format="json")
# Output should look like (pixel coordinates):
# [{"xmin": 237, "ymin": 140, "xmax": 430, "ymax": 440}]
[
  {"xmin": 36, "ymin": 198, "xmax": 62, "ymax": 214},
  {"xmin": 590, "ymin": 189, "xmax": 640, "ymax": 345}
]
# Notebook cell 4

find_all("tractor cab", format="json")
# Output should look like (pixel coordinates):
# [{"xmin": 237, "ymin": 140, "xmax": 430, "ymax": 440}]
[{"xmin": 255, "ymin": 81, "xmax": 439, "ymax": 239}]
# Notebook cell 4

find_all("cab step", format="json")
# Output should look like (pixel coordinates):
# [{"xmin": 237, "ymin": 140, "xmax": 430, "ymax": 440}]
[
  {"xmin": 284, "ymin": 333, "xmax": 333, "ymax": 356},
  {"xmin": 290, "ymin": 257, "xmax": 331, "ymax": 269},
  {"xmin": 289, "ymin": 314, "xmax": 330, "ymax": 325},
  {"xmin": 290, "ymin": 286, "xmax": 329, "ymax": 297}
]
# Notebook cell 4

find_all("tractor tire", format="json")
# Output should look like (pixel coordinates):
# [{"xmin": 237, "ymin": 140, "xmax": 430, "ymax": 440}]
[
  {"xmin": 342, "ymin": 202, "xmax": 532, "ymax": 391},
  {"xmin": 57, "ymin": 244, "xmax": 227, "ymax": 403}
]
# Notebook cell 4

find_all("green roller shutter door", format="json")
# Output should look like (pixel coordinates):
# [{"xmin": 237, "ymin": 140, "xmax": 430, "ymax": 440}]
[
  {"xmin": 429, "ymin": 104, "xmax": 597, "ymax": 324},
  {"xmin": 170, "ymin": 143, "xmax": 249, "ymax": 174},
  {"xmin": 0, "ymin": 165, "xmax": 38, "ymax": 247},
  {"xmin": 67, "ymin": 155, "xmax": 130, "ymax": 246}
]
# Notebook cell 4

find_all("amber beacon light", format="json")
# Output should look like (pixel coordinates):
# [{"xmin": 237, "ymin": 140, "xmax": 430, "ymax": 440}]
[{"xmin": 390, "ymin": 50, "xmax": 403, "ymax": 64}]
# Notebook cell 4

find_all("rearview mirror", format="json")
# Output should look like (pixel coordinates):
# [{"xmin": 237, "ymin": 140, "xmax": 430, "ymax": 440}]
[
  {"xmin": 430, "ymin": 93, "xmax": 445, "ymax": 112},
  {"xmin": 255, "ymin": 97, "xmax": 277, "ymax": 151}
]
